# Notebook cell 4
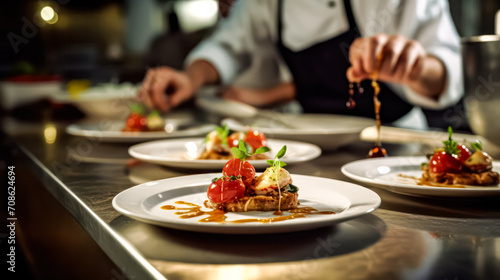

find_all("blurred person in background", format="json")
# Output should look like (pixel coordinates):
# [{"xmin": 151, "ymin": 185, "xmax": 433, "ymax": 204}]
[
  {"xmin": 140, "ymin": 0, "xmax": 462, "ymax": 129},
  {"xmin": 145, "ymin": 9, "xmax": 189, "ymax": 70},
  {"xmin": 217, "ymin": 0, "xmax": 297, "ymax": 110}
]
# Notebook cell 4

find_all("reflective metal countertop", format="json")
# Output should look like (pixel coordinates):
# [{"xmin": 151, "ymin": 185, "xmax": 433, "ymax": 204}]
[{"xmin": 4, "ymin": 115, "xmax": 500, "ymax": 280}]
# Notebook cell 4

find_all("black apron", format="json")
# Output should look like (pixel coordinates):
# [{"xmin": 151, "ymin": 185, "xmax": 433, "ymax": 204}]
[{"xmin": 276, "ymin": 0, "xmax": 413, "ymax": 122}]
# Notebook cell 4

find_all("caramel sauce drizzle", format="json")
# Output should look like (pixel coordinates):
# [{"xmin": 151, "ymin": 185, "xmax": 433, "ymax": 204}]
[
  {"xmin": 161, "ymin": 201, "xmax": 335, "ymax": 224},
  {"xmin": 397, "ymin": 174, "xmax": 466, "ymax": 189},
  {"xmin": 368, "ymin": 53, "xmax": 387, "ymax": 158},
  {"xmin": 276, "ymin": 170, "xmax": 282, "ymax": 215}
]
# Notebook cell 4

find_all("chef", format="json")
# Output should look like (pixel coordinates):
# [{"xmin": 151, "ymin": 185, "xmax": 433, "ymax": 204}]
[{"xmin": 140, "ymin": 0, "xmax": 461, "ymax": 128}]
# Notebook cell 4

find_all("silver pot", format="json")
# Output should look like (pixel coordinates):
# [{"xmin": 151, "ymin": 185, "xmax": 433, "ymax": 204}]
[{"xmin": 461, "ymin": 35, "xmax": 500, "ymax": 146}]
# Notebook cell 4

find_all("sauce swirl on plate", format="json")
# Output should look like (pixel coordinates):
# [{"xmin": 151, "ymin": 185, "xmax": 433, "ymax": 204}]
[{"xmin": 161, "ymin": 201, "xmax": 335, "ymax": 224}]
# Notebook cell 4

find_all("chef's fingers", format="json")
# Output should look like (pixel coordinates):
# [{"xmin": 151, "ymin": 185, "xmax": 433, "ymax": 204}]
[
  {"xmin": 149, "ymin": 68, "xmax": 172, "ymax": 111},
  {"xmin": 393, "ymin": 40, "xmax": 425, "ymax": 83},
  {"xmin": 379, "ymin": 35, "xmax": 407, "ymax": 78},
  {"xmin": 366, "ymin": 34, "xmax": 389, "ymax": 74},
  {"xmin": 349, "ymin": 37, "xmax": 368, "ymax": 76},
  {"xmin": 346, "ymin": 66, "xmax": 370, "ymax": 83},
  {"xmin": 138, "ymin": 68, "xmax": 157, "ymax": 109},
  {"xmin": 408, "ymin": 54, "xmax": 425, "ymax": 82},
  {"xmin": 164, "ymin": 73, "xmax": 194, "ymax": 111},
  {"xmin": 350, "ymin": 34, "xmax": 390, "ymax": 80}
]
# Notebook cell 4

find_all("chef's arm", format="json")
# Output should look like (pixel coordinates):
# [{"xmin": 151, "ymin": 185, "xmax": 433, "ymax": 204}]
[{"xmin": 185, "ymin": 60, "xmax": 221, "ymax": 92}]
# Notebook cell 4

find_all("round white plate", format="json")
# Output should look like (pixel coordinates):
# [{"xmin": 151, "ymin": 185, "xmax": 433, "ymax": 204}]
[
  {"xmin": 128, "ymin": 138, "xmax": 321, "ymax": 169},
  {"xmin": 112, "ymin": 173, "xmax": 381, "ymax": 234},
  {"xmin": 196, "ymin": 95, "xmax": 258, "ymax": 119},
  {"xmin": 52, "ymin": 83, "xmax": 138, "ymax": 119},
  {"xmin": 222, "ymin": 114, "xmax": 374, "ymax": 151},
  {"xmin": 66, "ymin": 122, "xmax": 215, "ymax": 143},
  {"xmin": 341, "ymin": 156, "xmax": 500, "ymax": 197}
]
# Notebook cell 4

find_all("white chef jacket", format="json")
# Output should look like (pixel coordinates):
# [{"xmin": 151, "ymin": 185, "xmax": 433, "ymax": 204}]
[{"xmin": 187, "ymin": 0, "xmax": 462, "ymax": 111}]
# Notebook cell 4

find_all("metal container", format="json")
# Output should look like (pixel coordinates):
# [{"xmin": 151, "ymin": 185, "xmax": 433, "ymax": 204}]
[{"xmin": 461, "ymin": 35, "xmax": 500, "ymax": 146}]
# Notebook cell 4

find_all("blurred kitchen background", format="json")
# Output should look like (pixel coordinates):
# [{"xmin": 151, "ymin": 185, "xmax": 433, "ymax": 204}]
[
  {"xmin": 0, "ymin": 0, "xmax": 499, "ymax": 129},
  {"xmin": 0, "ymin": 0, "xmax": 222, "ymax": 83}
]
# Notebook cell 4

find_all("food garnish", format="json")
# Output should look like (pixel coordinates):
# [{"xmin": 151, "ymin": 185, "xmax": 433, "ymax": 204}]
[
  {"xmin": 198, "ymin": 125, "xmax": 269, "ymax": 160},
  {"xmin": 421, "ymin": 127, "xmax": 499, "ymax": 186},
  {"xmin": 122, "ymin": 104, "xmax": 165, "ymax": 132},
  {"xmin": 160, "ymin": 143, "xmax": 335, "ymax": 224},
  {"xmin": 205, "ymin": 142, "xmax": 295, "ymax": 213}
]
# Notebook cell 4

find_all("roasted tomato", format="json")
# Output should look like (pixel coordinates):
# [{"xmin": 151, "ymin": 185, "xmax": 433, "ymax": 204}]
[
  {"xmin": 429, "ymin": 151, "xmax": 462, "ymax": 173},
  {"xmin": 228, "ymin": 132, "xmax": 245, "ymax": 148},
  {"xmin": 207, "ymin": 177, "xmax": 245, "ymax": 203},
  {"xmin": 457, "ymin": 144, "xmax": 472, "ymax": 164},
  {"xmin": 244, "ymin": 130, "xmax": 267, "ymax": 151},
  {"xmin": 124, "ymin": 113, "xmax": 147, "ymax": 131},
  {"xmin": 222, "ymin": 158, "xmax": 256, "ymax": 185}
]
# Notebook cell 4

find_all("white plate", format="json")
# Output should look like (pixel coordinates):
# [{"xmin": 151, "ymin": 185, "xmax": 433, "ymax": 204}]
[
  {"xmin": 128, "ymin": 138, "xmax": 321, "ymax": 169},
  {"xmin": 222, "ymin": 114, "xmax": 374, "ymax": 151},
  {"xmin": 341, "ymin": 156, "xmax": 500, "ymax": 197},
  {"xmin": 67, "ymin": 122, "xmax": 215, "ymax": 143},
  {"xmin": 112, "ymin": 173, "xmax": 381, "ymax": 234},
  {"xmin": 196, "ymin": 95, "xmax": 258, "ymax": 119},
  {"xmin": 52, "ymin": 83, "xmax": 138, "ymax": 119}
]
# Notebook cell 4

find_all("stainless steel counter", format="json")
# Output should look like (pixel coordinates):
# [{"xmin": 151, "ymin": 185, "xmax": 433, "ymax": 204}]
[{"xmin": 4, "ymin": 116, "xmax": 500, "ymax": 280}]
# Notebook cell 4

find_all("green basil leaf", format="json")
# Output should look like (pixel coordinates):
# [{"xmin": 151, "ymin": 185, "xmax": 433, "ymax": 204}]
[
  {"xmin": 277, "ymin": 161, "xmax": 287, "ymax": 168},
  {"xmin": 276, "ymin": 145, "xmax": 287, "ymax": 159},
  {"xmin": 238, "ymin": 140, "xmax": 247, "ymax": 153},
  {"xmin": 231, "ymin": 147, "xmax": 244, "ymax": 161},
  {"xmin": 244, "ymin": 142, "xmax": 253, "ymax": 155},
  {"xmin": 148, "ymin": 110, "xmax": 160, "ymax": 117},
  {"xmin": 131, "ymin": 103, "xmax": 144, "ymax": 115},
  {"xmin": 471, "ymin": 140, "xmax": 482, "ymax": 151},
  {"xmin": 287, "ymin": 184, "xmax": 299, "ymax": 193},
  {"xmin": 442, "ymin": 126, "xmax": 458, "ymax": 155},
  {"xmin": 266, "ymin": 159, "xmax": 275, "ymax": 166},
  {"xmin": 216, "ymin": 125, "xmax": 229, "ymax": 146},
  {"xmin": 254, "ymin": 146, "xmax": 271, "ymax": 155}
]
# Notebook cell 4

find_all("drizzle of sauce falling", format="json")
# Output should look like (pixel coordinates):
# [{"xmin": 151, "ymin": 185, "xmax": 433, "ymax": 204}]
[
  {"xmin": 368, "ymin": 144, "xmax": 387, "ymax": 158},
  {"xmin": 347, "ymin": 83, "xmax": 356, "ymax": 109},
  {"xmin": 397, "ymin": 174, "xmax": 466, "ymax": 188},
  {"xmin": 161, "ymin": 201, "xmax": 335, "ymax": 224},
  {"xmin": 368, "ymin": 53, "xmax": 387, "ymax": 158}
]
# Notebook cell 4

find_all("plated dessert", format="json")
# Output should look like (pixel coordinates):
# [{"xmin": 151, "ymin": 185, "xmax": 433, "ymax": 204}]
[
  {"xmin": 199, "ymin": 125, "xmax": 269, "ymax": 160},
  {"xmin": 204, "ymin": 142, "xmax": 298, "ymax": 214},
  {"xmin": 159, "ymin": 142, "xmax": 335, "ymax": 224},
  {"xmin": 421, "ymin": 127, "xmax": 499, "ymax": 186}
]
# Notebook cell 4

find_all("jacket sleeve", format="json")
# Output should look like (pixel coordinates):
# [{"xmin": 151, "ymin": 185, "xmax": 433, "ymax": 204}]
[
  {"xmin": 185, "ymin": 0, "xmax": 274, "ymax": 85},
  {"xmin": 398, "ymin": 0, "xmax": 463, "ymax": 109}
]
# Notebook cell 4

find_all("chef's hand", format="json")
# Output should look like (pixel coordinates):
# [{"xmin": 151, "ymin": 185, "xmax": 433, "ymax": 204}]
[
  {"xmin": 346, "ymin": 34, "xmax": 446, "ymax": 99},
  {"xmin": 139, "ymin": 60, "xmax": 220, "ymax": 111}
]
